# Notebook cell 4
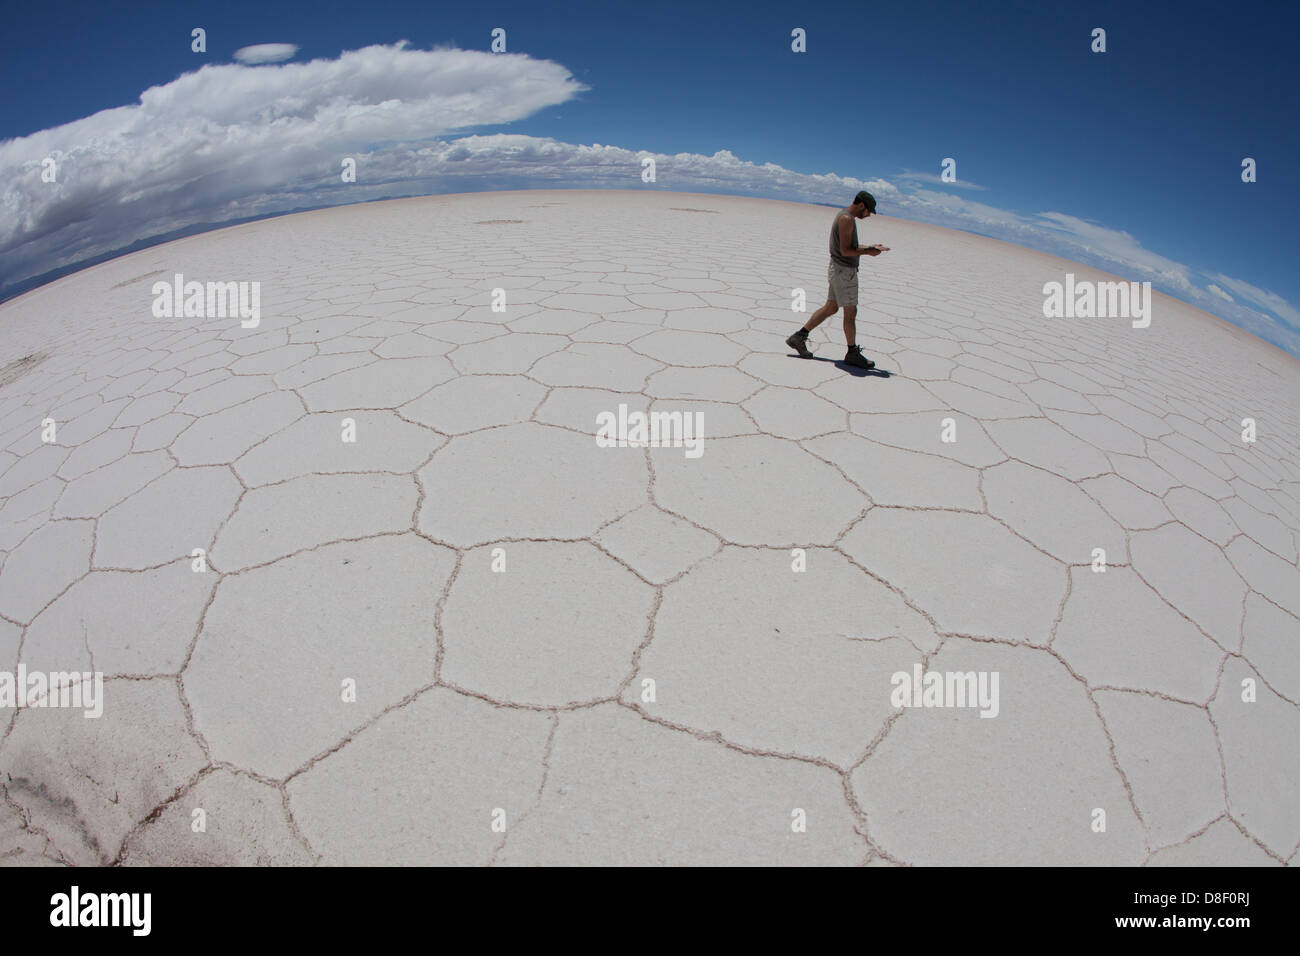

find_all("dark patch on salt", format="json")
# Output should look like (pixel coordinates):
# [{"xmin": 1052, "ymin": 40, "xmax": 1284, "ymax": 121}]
[
  {"xmin": 0, "ymin": 351, "xmax": 51, "ymax": 390},
  {"xmin": 111, "ymin": 269, "xmax": 169, "ymax": 289}
]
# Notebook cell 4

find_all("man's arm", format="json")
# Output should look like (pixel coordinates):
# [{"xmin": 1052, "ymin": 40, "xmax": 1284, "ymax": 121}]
[
  {"xmin": 838, "ymin": 216, "xmax": 866, "ymax": 257},
  {"xmin": 837, "ymin": 216, "xmax": 890, "ymax": 256},
  {"xmin": 839, "ymin": 216, "xmax": 885, "ymax": 256}
]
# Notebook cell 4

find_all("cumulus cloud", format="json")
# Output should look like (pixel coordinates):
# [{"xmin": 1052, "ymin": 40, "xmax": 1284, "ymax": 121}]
[
  {"xmin": 1, "ymin": 41, "xmax": 1296, "ymax": 356},
  {"xmin": 0, "ymin": 42, "xmax": 588, "ymax": 287},
  {"xmin": 234, "ymin": 43, "xmax": 300, "ymax": 65}
]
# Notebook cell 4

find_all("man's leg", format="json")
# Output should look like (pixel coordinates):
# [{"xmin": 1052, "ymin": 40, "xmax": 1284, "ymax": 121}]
[
  {"xmin": 841, "ymin": 303, "xmax": 874, "ymax": 369},
  {"xmin": 787, "ymin": 298, "xmax": 836, "ymax": 357},
  {"xmin": 838, "ymin": 267, "xmax": 873, "ymax": 368},
  {"xmin": 804, "ymin": 299, "xmax": 837, "ymax": 332}
]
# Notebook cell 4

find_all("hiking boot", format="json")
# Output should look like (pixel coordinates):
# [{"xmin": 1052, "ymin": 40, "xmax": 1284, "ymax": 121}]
[
  {"xmin": 844, "ymin": 345, "xmax": 875, "ymax": 369},
  {"xmin": 786, "ymin": 328, "xmax": 813, "ymax": 358}
]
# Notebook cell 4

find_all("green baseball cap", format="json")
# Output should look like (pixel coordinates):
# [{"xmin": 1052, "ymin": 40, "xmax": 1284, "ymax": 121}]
[{"xmin": 854, "ymin": 190, "xmax": 877, "ymax": 213}]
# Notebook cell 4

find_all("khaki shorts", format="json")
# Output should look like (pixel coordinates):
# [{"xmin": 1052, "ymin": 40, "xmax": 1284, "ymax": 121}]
[{"xmin": 827, "ymin": 260, "xmax": 858, "ymax": 307}]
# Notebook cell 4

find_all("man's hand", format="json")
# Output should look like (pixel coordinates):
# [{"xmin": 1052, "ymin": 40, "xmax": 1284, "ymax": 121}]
[{"xmin": 860, "ymin": 244, "xmax": 890, "ymax": 256}]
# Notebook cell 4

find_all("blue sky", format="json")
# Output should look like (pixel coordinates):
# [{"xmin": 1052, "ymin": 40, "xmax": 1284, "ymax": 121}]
[{"xmin": 2, "ymin": 0, "xmax": 1297, "ymax": 355}]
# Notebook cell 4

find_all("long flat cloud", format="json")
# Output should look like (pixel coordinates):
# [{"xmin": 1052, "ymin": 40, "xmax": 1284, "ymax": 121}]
[
  {"xmin": 1, "ymin": 42, "xmax": 1296, "ymax": 357},
  {"xmin": 234, "ymin": 43, "xmax": 299, "ymax": 65}
]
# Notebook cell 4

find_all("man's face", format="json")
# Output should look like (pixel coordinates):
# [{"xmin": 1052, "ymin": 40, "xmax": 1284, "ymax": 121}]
[{"xmin": 854, "ymin": 203, "xmax": 872, "ymax": 219}]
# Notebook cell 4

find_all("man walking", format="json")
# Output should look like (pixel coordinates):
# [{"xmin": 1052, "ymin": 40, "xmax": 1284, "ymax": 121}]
[{"xmin": 787, "ymin": 190, "xmax": 889, "ymax": 369}]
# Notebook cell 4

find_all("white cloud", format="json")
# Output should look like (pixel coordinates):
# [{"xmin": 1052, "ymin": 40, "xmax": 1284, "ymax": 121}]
[
  {"xmin": 900, "ymin": 188, "xmax": 1029, "ymax": 228},
  {"xmin": 894, "ymin": 196, "xmax": 1201, "ymax": 293},
  {"xmin": 896, "ymin": 170, "xmax": 987, "ymax": 190},
  {"xmin": 233, "ymin": 44, "xmax": 299, "ymax": 65},
  {"xmin": 1206, "ymin": 283, "xmax": 1234, "ymax": 302},
  {"xmin": 1205, "ymin": 273, "xmax": 1300, "ymax": 329},
  {"xmin": 1028, "ymin": 211, "xmax": 1195, "ymax": 286}
]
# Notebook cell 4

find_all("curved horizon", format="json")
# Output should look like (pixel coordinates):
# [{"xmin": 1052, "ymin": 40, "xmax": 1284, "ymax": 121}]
[{"xmin": 2, "ymin": 5, "xmax": 1297, "ymax": 357}]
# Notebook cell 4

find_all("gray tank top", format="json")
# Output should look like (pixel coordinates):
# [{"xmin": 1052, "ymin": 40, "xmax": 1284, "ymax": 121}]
[{"xmin": 829, "ymin": 210, "xmax": 858, "ymax": 269}]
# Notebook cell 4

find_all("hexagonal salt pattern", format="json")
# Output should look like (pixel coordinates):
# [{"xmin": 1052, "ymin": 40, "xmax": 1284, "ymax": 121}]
[{"xmin": 0, "ymin": 190, "xmax": 1296, "ymax": 866}]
